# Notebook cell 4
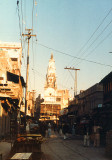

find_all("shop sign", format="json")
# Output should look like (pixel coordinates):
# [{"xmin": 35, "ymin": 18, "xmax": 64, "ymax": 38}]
[{"xmin": 98, "ymin": 104, "xmax": 102, "ymax": 108}]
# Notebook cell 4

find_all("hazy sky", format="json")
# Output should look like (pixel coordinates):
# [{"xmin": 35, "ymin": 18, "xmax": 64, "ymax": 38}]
[{"xmin": 0, "ymin": 0, "xmax": 112, "ymax": 97}]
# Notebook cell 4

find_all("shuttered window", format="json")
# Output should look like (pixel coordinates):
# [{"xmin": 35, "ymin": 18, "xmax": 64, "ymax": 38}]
[{"xmin": 0, "ymin": 77, "xmax": 4, "ymax": 80}]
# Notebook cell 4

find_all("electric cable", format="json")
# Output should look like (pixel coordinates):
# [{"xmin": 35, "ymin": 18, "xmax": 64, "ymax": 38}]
[
  {"xmin": 32, "ymin": 0, "xmax": 36, "ymax": 91},
  {"xmin": 74, "ymin": 29, "xmax": 112, "ymax": 67},
  {"xmin": 32, "ymin": 67, "xmax": 71, "ymax": 91},
  {"xmin": 78, "ymin": 8, "xmax": 112, "ymax": 54},
  {"xmin": 24, "ymin": 0, "xmax": 27, "ymax": 29},
  {"xmin": 73, "ymin": 18, "xmax": 112, "ymax": 67},
  {"xmin": 68, "ymin": 70, "xmax": 75, "ymax": 81},
  {"xmin": 32, "ymin": 0, "xmax": 34, "ymax": 32},
  {"xmin": 61, "ymin": 70, "xmax": 72, "ymax": 90},
  {"xmin": 36, "ymin": 42, "xmax": 112, "ymax": 68},
  {"xmin": 21, "ymin": 0, "xmax": 23, "ymax": 34},
  {"xmin": 68, "ymin": 7, "xmax": 112, "ymax": 66},
  {"xmin": 17, "ymin": 0, "xmax": 22, "ymax": 45}
]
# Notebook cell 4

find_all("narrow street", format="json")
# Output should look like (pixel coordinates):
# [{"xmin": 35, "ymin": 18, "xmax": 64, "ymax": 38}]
[
  {"xmin": 0, "ymin": 1, "xmax": 112, "ymax": 160},
  {"xmin": 0, "ymin": 141, "xmax": 11, "ymax": 160},
  {"xmin": 0, "ymin": 130, "xmax": 111, "ymax": 160},
  {"xmin": 41, "ymin": 132, "xmax": 109, "ymax": 160}
]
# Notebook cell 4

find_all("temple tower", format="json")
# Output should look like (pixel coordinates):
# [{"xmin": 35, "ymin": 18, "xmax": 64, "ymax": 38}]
[
  {"xmin": 45, "ymin": 53, "xmax": 57, "ymax": 89},
  {"xmin": 40, "ymin": 53, "xmax": 69, "ymax": 122},
  {"xmin": 44, "ymin": 53, "xmax": 57, "ymax": 102}
]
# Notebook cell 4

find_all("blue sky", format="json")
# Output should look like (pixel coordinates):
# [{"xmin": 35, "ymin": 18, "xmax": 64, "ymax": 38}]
[{"xmin": 0, "ymin": 0, "xmax": 112, "ymax": 97}]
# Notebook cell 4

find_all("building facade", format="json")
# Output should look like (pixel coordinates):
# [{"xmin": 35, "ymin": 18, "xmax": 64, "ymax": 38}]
[
  {"xmin": 0, "ymin": 42, "xmax": 25, "ymax": 138},
  {"xmin": 60, "ymin": 83, "xmax": 103, "ymax": 132},
  {"xmin": 27, "ymin": 91, "xmax": 35, "ymax": 117},
  {"xmin": 78, "ymin": 83, "xmax": 103, "ymax": 117},
  {"xmin": 100, "ymin": 72, "xmax": 112, "ymax": 105},
  {"xmin": 0, "ymin": 42, "xmax": 24, "ymax": 100},
  {"xmin": 40, "ymin": 54, "xmax": 69, "ymax": 122}
]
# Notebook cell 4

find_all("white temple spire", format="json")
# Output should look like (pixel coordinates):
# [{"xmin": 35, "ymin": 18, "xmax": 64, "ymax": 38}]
[{"xmin": 45, "ymin": 53, "xmax": 57, "ymax": 89}]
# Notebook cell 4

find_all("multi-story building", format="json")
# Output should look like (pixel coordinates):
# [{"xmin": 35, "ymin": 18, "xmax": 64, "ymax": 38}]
[
  {"xmin": 78, "ymin": 83, "xmax": 103, "ymax": 117},
  {"xmin": 0, "ymin": 42, "xmax": 25, "ymax": 138},
  {"xmin": 27, "ymin": 91, "xmax": 36, "ymax": 117},
  {"xmin": 0, "ymin": 42, "xmax": 24, "ymax": 100},
  {"xmin": 99, "ymin": 72, "xmax": 112, "ymax": 132},
  {"xmin": 35, "ymin": 94, "xmax": 44, "ymax": 120},
  {"xmin": 60, "ymin": 73, "xmax": 112, "ymax": 140},
  {"xmin": 100, "ymin": 72, "xmax": 112, "ymax": 105},
  {"xmin": 62, "ymin": 83, "xmax": 103, "ymax": 128},
  {"xmin": 40, "ymin": 53, "xmax": 69, "ymax": 122}
]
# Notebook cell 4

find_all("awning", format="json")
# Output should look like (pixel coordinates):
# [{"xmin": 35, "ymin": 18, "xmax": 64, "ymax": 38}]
[
  {"xmin": 1, "ymin": 97, "xmax": 20, "ymax": 113},
  {"xmin": 7, "ymin": 71, "xmax": 25, "ymax": 87}
]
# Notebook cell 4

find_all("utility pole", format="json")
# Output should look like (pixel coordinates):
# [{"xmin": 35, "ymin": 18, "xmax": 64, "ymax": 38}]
[
  {"xmin": 22, "ymin": 29, "xmax": 36, "ymax": 129},
  {"xmin": 64, "ymin": 67, "xmax": 80, "ymax": 98}
]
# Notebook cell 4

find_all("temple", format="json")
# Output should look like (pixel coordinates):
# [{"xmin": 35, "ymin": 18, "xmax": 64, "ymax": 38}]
[{"xmin": 40, "ymin": 53, "xmax": 69, "ymax": 122}]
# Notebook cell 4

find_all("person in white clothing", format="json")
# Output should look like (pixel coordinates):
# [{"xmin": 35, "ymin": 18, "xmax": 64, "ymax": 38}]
[{"xmin": 48, "ymin": 123, "xmax": 51, "ymax": 137}]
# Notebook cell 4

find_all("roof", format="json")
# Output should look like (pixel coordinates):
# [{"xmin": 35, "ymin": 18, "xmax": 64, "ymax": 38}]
[
  {"xmin": 0, "ymin": 41, "xmax": 21, "ymax": 49},
  {"xmin": 100, "ymin": 72, "xmax": 112, "ymax": 84}
]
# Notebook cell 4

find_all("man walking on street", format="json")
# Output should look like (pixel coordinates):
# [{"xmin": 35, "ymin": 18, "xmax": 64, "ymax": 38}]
[
  {"xmin": 83, "ymin": 125, "xmax": 90, "ymax": 147},
  {"xmin": 62, "ymin": 123, "xmax": 68, "ymax": 140}
]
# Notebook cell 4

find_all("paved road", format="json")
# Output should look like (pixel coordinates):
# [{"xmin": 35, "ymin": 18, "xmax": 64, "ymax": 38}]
[
  {"xmin": 0, "ymin": 132, "xmax": 111, "ymax": 160},
  {"xmin": 41, "ymin": 132, "xmax": 110, "ymax": 160},
  {"xmin": 0, "ymin": 141, "xmax": 11, "ymax": 160}
]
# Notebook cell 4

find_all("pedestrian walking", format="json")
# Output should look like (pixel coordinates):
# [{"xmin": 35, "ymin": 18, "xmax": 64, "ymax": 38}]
[
  {"xmin": 72, "ymin": 124, "xmax": 75, "ymax": 136},
  {"xmin": 26, "ymin": 121, "xmax": 30, "ymax": 133},
  {"xmin": 39, "ymin": 121, "xmax": 47, "ymax": 137},
  {"xmin": 93, "ymin": 125, "xmax": 101, "ymax": 147},
  {"xmin": 59, "ymin": 124, "xmax": 63, "ymax": 136},
  {"xmin": 62, "ymin": 123, "xmax": 68, "ymax": 140},
  {"xmin": 53, "ymin": 123, "xmax": 57, "ymax": 132},
  {"xmin": 47, "ymin": 123, "xmax": 51, "ymax": 137},
  {"xmin": 83, "ymin": 125, "xmax": 90, "ymax": 147}
]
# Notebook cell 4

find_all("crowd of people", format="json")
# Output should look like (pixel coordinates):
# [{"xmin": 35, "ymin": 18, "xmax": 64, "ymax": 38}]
[
  {"xmin": 24, "ymin": 119, "xmax": 103, "ymax": 148},
  {"xmin": 56, "ymin": 122, "xmax": 103, "ymax": 148},
  {"xmin": 82, "ymin": 123, "xmax": 102, "ymax": 147}
]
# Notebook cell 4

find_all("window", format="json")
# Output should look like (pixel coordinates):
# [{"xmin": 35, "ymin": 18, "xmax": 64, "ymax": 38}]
[
  {"xmin": 56, "ymin": 98, "xmax": 61, "ymax": 101},
  {"xmin": 11, "ymin": 58, "xmax": 18, "ymax": 61}
]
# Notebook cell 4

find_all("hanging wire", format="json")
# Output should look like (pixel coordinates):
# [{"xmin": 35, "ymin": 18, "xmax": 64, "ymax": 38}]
[
  {"xmin": 17, "ymin": 0, "xmax": 22, "ymax": 45},
  {"xmin": 68, "ymin": 7, "xmax": 112, "ymax": 66},
  {"xmin": 74, "ymin": 30, "xmax": 112, "ymax": 67},
  {"xmin": 73, "ymin": 18, "xmax": 112, "ymax": 67},
  {"xmin": 36, "ymin": 42, "xmax": 112, "ymax": 68}
]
